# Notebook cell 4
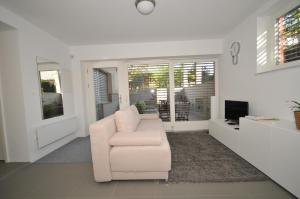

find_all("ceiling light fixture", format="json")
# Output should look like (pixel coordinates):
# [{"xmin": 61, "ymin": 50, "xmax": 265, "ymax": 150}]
[{"xmin": 135, "ymin": 0, "xmax": 156, "ymax": 15}]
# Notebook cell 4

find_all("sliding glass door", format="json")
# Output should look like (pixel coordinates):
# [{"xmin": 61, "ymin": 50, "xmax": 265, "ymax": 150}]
[
  {"xmin": 128, "ymin": 63, "xmax": 171, "ymax": 121},
  {"xmin": 173, "ymin": 61, "xmax": 215, "ymax": 121},
  {"xmin": 84, "ymin": 59, "xmax": 216, "ymax": 131},
  {"xmin": 127, "ymin": 59, "xmax": 216, "ymax": 131}
]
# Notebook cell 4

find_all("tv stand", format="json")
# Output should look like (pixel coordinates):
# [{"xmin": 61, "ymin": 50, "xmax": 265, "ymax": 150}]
[
  {"xmin": 225, "ymin": 119, "xmax": 239, "ymax": 125},
  {"xmin": 209, "ymin": 118, "xmax": 300, "ymax": 198},
  {"xmin": 227, "ymin": 122, "xmax": 238, "ymax": 125},
  {"xmin": 209, "ymin": 119, "xmax": 239, "ymax": 152}
]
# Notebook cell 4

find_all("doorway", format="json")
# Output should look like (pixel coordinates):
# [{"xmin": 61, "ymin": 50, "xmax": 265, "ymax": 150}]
[
  {"xmin": 84, "ymin": 61, "xmax": 127, "ymax": 125},
  {"xmin": 92, "ymin": 67, "xmax": 119, "ymax": 121}
]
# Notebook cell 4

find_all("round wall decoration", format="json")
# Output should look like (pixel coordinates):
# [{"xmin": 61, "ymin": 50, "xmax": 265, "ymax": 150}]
[{"xmin": 230, "ymin": 41, "xmax": 240, "ymax": 65}]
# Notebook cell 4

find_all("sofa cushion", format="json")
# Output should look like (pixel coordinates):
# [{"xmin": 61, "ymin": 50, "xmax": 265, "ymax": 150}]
[
  {"xmin": 115, "ymin": 107, "xmax": 140, "ymax": 133},
  {"xmin": 136, "ymin": 119, "xmax": 164, "ymax": 132},
  {"xmin": 130, "ymin": 105, "xmax": 141, "ymax": 121},
  {"xmin": 109, "ymin": 131, "xmax": 162, "ymax": 146},
  {"xmin": 110, "ymin": 132, "xmax": 171, "ymax": 172}
]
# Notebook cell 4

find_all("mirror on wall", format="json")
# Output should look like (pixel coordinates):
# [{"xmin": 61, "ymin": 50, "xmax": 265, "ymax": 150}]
[{"xmin": 36, "ymin": 57, "xmax": 64, "ymax": 120}]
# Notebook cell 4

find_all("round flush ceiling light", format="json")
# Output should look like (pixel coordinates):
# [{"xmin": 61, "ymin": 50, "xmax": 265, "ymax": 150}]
[{"xmin": 135, "ymin": 0, "xmax": 156, "ymax": 15}]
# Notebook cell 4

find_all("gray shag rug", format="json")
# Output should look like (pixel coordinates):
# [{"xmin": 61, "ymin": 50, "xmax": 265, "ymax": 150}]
[
  {"xmin": 167, "ymin": 131, "xmax": 269, "ymax": 183},
  {"xmin": 37, "ymin": 131, "xmax": 269, "ymax": 183}
]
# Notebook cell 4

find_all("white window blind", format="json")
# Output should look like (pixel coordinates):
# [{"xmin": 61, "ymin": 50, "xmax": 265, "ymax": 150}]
[
  {"xmin": 93, "ymin": 69, "xmax": 109, "ymax": 104},
  {"xmin": 275, "ymin": 5, "xmax": 300, "ymax": 64}
]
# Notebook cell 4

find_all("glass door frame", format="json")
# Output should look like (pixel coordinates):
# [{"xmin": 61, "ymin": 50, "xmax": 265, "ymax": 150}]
[
  {"xmin": 126, "ymin": 57, "xmax": 219, "ymax": 132},
  {"xmin": 83, "ymin": 60, "xmax": 128, "ymax": 126}
]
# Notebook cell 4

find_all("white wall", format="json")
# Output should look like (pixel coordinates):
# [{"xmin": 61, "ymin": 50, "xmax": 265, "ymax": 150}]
[
  {"xmin": 70, "ymin": 39, "xmax": 223, "ymax": 136},
  {"xmin": 0, "ymin": 5, "xmax": 76, "ymax": 162},
  {"xmin": 219, "ymin": 0, "xmax": 300, "ymax": 121},
  {"xmin": 0, "ymin": 95, "xmax": 4, "ymax": 160},
  {"xmin": 0, "ymin": 27, "xmax": 29, "ymax": 162}
]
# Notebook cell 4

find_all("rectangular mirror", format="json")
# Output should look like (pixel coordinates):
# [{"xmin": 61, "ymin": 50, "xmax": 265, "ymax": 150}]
[{"xmin": 37, "ymin": 57, "xmax": 64, "ymax": 119}]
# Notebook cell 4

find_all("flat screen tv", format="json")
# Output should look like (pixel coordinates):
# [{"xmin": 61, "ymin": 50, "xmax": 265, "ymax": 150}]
[{"xmin": 225, "ymin": 100, "xmax": 249, "ymax": 122}]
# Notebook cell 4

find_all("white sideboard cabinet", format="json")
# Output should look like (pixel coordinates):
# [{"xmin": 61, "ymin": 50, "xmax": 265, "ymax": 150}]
[
  {"xmin": 208, "ymin": 119, "xmax": 239, "ymax": 153},
  {"xmin": 209, "ymin": 118, "xmax": 300, "ymax": 198}
]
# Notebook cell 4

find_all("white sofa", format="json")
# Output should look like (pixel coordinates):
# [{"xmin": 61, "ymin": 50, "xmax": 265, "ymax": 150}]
[{"xmin": 89, "ymin": 105, "xmax": 171, "ymax": 182}]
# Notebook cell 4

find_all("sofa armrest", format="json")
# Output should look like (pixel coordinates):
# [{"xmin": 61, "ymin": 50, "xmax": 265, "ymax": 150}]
[
  {"xmin": 140, "ymin": 113, "xmax": 159, "ymax": 120},
  {"xmin": 89, "ymin": 115, "xmax": 116, "ymax": 182},
  {"xmin": 109, "ymin": 131, "xmax": 162, "ymax": 146}
]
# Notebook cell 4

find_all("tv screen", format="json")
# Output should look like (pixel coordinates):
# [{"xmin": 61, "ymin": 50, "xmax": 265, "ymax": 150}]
[{"xmin": 225, "ymin": 100, "xmax": 249, "ymax": 121}]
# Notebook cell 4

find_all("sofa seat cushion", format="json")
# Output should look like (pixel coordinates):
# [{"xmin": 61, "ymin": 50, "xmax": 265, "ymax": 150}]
[
  {"xmin": 110, "ymin": 133, "xmax": 171, "ymax": 172},
  {"xmin": 109, "ymin": 131, "xmax": 162, "ymax": 146},
  {"xmin": 136, "ymin": 119, "xmax": 164, "ymax": 132}
]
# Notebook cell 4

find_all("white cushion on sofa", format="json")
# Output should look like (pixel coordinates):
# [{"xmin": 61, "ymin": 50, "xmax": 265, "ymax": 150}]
[
  {"xmin": 130, "ymin": 105, "xmax": 141, "ymax": 121},
  {"xmin": 115, "ymin": 106, "xmax": 140, "ymax": 133},
  {"xmin": 109, "ymin": 131, "xmax": 162, "ymax": 146}
]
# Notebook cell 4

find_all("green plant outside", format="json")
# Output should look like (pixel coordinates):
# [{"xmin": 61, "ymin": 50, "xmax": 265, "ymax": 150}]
[{"xmin": 135, "ymin": 101, "xmax": 146, "ymax": 114}]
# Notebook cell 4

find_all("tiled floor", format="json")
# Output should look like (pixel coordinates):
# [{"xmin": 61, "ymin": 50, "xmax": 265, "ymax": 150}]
[
  {"xmin": 0, "ymin": 163, "xmax": 296, "ymax": 199},
  {"xmin": 0, "ymin": 161, "xmax": 28, "ymax": 181}
]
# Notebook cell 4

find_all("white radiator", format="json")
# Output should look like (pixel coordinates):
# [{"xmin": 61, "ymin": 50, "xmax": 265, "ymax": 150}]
[{"xmin": 36, "ymin": 116, "xmax": 78, "ymax": 148}]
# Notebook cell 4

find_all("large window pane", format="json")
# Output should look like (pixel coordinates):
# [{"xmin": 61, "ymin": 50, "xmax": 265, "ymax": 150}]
[
  {"xmin": 174, "ymin": 61, "xmax": 215, "ymax": 121},
  {"xmin": 128, "ymin": 63, "xmax": 170, "ymax": 121}
]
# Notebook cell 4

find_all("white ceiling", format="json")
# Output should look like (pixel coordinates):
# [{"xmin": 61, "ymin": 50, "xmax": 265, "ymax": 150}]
[{"xmin": 0, "ymin": 0, "xmax": 268, "ymax": 45}]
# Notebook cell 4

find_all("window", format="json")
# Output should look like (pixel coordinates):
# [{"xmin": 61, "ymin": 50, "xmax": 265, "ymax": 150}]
[
  {"xmin": 39, "ymin": 70, "xmax": 64, "ymax": 119},
  {"xmin": 174, "ymin": 61, "xmax": 215, "ymax": 121},
  {"xmin": 256, "ymin": 2, "xmax": 300, "ymax": 73},
  {"xmin": 275, "ymin": 5, "xmax": 300, "ymax": 65},
  {"xmin": 128, "ymin": 63, "xmax": 170, "ymax": 121},
  {"xmin": 37, "ymin": 57, "xmax": 64, "ymax": 120}
]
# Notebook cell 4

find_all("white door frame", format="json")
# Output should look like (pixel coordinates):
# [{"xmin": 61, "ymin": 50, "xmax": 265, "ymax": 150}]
[
  {"xmin": 83, "ymin": 60, "xmax": 128, "ymax": 127},
  {"xmin": 0, "ymin": 75, "xmax": 8, "ymax": 162}
]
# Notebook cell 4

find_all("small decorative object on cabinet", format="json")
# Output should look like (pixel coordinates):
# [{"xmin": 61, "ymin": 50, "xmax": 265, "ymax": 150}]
[{"xmin": 290, "ymin": 100, "xmax": 300, "ymax": 130}]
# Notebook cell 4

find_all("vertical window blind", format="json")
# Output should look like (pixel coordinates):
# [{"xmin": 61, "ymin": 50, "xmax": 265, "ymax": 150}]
[{"xmin": 275, "ymin": 5, "xmax": 300, "ymax": 64}]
